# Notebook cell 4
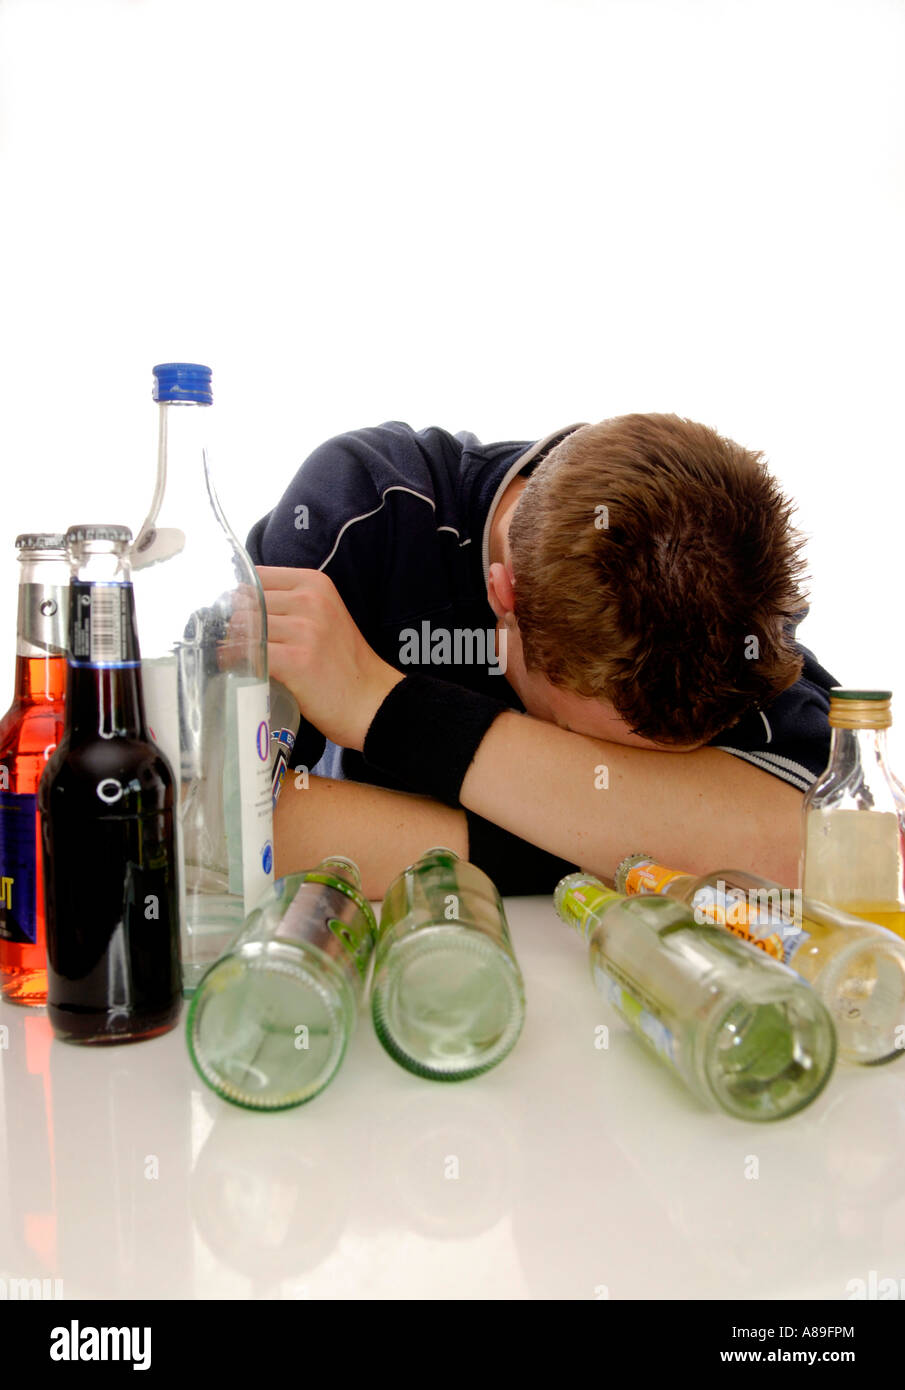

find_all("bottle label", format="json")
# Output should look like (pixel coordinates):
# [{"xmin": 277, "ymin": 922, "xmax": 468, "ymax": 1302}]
[
  {"xmin": 17, "ymin": 583, "xmax": 68, "ymax": 658},
  {"xmin": 690, "ymin": 884, "xmax": 808, "ymax": 966},
  {"xmin": 270, "ymin": 725, "xmax": 295, "ymax": 809},
  {"xmin": 557, "ymin": 877, "xmax": 622, "ymax": 938},
  {"xmin": 593, "ymin": 960, "xmax": 678, "ymax": 1070},
  {"xmin": 70, "ymin": 582, "xmax": 139, "ymax": 668},
  {"xmin": 0, "ymin": 791, "xmax": 38, "ymax": 944},
  {"xmin": 623, "ymin": 859, "xmax": 808, "ymax": 966},
  {"xmin": 235, "ymin": 681, "xmax": 275, "ymax": 915},
  {"xmin": 622, "ymin": 859, "xmax": 687, "ymax": 897},
  {"xmin": 273, "ymin": 880, "xmax": 374, "ymax": 982}
]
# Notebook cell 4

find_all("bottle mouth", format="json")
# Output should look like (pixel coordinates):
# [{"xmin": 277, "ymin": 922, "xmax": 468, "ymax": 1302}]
[
  {"xmin": 371, "ymin": 926, "xmax": 524, "ymax": 1081},
  {"xmin": 186, "ymin": 945, "xmax": 355, "ymax": 1111},
  {"xmin": 828, "ymin": 689, "xmax": 893, "ymax": 729},
  {"xmin": 705, "ymin": 991, "xmax": 836, "ymax": 1121},
  {"xmin": 817, "ymin": 936, "xmax": 905, "ymax": 1066},
  {"xmin": 152, "ymin": 362, "xmax": 213, "ymax": 405}
]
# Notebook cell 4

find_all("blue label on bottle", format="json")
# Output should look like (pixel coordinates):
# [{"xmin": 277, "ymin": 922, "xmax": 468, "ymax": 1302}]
[
  {"xmin": 0, "ymin": 791, "xmax": 38, "ymax": 945},
  {"xmin": 271, "ymin": 724, "xmax": 295, "ymax": 809}
]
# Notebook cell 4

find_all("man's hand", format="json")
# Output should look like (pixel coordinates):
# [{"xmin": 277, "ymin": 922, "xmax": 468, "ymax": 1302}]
[{"xmin": 256, "ymin": 566, "xmax": 403, "ymax": 751}]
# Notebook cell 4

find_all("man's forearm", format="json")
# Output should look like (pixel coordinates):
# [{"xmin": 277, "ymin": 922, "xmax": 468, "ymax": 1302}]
[
  {"xmin": 458, "ymin": 711, "xmax": 804, "ymax": 886},
  {"xmin": 273, "ymin": 774, "xmax": 468, "ymax": 899}
]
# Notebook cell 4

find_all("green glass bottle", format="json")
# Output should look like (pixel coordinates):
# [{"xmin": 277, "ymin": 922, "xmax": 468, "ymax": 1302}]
[
  {"xmin": 186, "ymin": 856, "xmax": 375, "ymax": 1110},
  {"xmin": 371, "ymin": 848, "xmax": 525, "ymax": 1081},
  {"xmin": 554, "ymin": 874, "xmax": 837, "ymax": 1122}
]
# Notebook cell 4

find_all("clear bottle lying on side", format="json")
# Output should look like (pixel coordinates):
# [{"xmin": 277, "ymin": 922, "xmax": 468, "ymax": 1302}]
[
  {"xmin": 615, "ymin": 853, "xmax": 905, "ymax": 1066},
  {"xmin": 554, "ymin": 874, "xmax": 837, "ymax": 1122},
  {"xmin": 371, "ymin": 848, "xmax": 525, "ymax": 1081},
  {"xmin": 186, "ymin": 857, "xmax": 375, "ymax": 1110}
]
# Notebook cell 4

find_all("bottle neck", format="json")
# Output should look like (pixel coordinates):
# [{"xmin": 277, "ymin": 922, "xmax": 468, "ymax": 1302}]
[
  {"xmin": 134, "ymin": 402, "xmax": 226, "ymax": 562},
  {"xmin": 65, "ymin": 579, "xmax": 147, "ymax": 741},
  {"xmin": 12, "ymin": 555, "xmax": 69, "ymax": 703},
  {"xmin": 617, "ymin": 855, "xmax": 696, "ymax": 901},
  {"xmin": 826, "ymin": 726, "xmax": 891, "ymax": 784},
  {"xmin": 554, "ymin": 874, "xmax": 622, "ymax": 940}
]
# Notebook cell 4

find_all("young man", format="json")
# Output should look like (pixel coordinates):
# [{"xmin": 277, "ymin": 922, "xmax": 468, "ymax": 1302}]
[{"xmin": 246, "ymin": 414, "xmax": 836, "ymax": 898}]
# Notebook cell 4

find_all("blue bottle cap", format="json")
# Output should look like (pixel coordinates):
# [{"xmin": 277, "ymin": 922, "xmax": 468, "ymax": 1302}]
[{"xmin": 152, "ymin": 362, "xmax": 213, "ymax": 405}]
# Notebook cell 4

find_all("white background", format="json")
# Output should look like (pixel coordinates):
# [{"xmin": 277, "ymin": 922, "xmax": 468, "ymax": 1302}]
[{"xmin": 1, "ymin": 0, "xmax": 903, "ymax": 754}]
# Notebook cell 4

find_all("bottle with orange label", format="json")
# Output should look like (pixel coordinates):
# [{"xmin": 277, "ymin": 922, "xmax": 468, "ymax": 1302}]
[
  {"xmin": 615, "ymin": 853, "xmax": 905, "ymax": 1066},
  {"xmin": 802, "ymin": 689, "xmax": 905, "ymax": 939}
]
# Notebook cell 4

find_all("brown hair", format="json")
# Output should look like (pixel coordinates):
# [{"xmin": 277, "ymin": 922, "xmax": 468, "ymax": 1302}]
[{"xmin": 507, "ymin": 413, "xmax": 807, "ymax": 744}]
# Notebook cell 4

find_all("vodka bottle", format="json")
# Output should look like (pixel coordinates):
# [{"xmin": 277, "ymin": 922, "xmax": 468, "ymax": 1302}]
[{"xmin": 131, "ymin": 363, "xmax": 274, "ymax": 993}]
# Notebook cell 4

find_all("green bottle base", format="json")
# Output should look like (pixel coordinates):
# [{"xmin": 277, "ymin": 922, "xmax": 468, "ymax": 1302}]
[
  {"xmin": 186, "ymin": 942, "xmax": 355, "ymax": 1110},
  {"xmin": 705, "ymin": 993, "xmax": 836, "ymax": 1122},
  {"xmin": 371, "ymin": 924, "xmax": 525, "ymax": 1081}
]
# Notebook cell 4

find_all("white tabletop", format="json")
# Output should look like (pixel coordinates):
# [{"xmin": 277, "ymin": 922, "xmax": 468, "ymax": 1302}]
[{"xmin": 1, "ymin": 895, "xmax": 903, "ymax": 1301}]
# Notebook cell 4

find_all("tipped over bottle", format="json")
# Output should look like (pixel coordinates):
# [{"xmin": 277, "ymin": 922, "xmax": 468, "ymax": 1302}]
[
  {"xmin": 371, "ymin": 848, "xmax": 525, "ymax": 1081},
  {"xmin": 615, "ymin": 854, "xmax": 905, "ymax": 1066},
  {"xmin": 554, "ymin": 874, "xmax": 836, "ymax": 1122},
  {"xmin": 186, "ymin": 856, "xmax": 375, "ymax": 1110}
]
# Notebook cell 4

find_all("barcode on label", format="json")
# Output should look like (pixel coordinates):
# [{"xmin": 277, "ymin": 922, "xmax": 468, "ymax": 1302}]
[{"xmin": 90, "ymin": 587, "xmax": 124, "ymax": 663}]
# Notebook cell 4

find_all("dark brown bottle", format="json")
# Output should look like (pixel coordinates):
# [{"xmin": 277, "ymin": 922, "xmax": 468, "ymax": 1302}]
[{"xmin": 38, "ymin": 525, "xmax": 181, "ymax": 1044}]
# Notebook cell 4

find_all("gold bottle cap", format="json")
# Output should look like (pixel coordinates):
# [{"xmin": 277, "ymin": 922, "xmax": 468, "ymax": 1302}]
[{"xmin": 828, "ymin": 688, "xmax": 892, "ymax": 730}]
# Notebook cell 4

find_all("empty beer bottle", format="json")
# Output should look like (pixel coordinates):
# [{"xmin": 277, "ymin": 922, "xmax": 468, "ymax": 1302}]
[
  {"xmin": 131, "ymin": 363, "xmax": 274, "ymax": 994},
  {"xmin": 802, "ymin": 689, "xmax": 905, "ymax": 939},
  {"xmin": 0, "ymin": 534, "xmax": 69, "ymax": 1005},
  {"xmin": 187, "ymin": 857, "xmax": 375, "ymax": 1109},
  {"xmin": 38, "ymin": 526, "xmax": 181, "ymax": 1044},
  {"xmin": 615, "ymin": 854, "xmax": 905, "ymax": 1066},
  {"xmin": 371, "ymin": 848, "xmax": 525, "ymax": 1080},
  {"xmin": 554, "ymin": 874, "xmax": 836, "ymax": 1121}
]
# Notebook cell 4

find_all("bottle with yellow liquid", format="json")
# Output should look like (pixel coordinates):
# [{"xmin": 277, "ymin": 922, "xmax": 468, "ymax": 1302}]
[
  {"xmin": 615, "ymin": 854, "xmax": 905, "ymax": 1065},
  {"xmin": 802, "ymin": 689, "xmax": 905, "ymax": 939}
]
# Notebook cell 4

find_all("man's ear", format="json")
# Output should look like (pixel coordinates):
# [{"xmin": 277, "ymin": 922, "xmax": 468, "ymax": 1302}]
[{"xmin": 487, "ymin": 562, "xmax": 516, "ymax": 621}]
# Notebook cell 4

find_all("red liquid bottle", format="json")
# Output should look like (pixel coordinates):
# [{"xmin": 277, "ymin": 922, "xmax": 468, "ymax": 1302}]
[{"xmin": 0, "ymin": 534, "xmax": 69, "ymax": 1006}]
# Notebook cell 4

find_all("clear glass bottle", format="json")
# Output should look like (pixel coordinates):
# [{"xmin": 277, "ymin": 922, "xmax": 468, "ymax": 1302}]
[
  {"xmin": 371, "ymin": 847, "xmax": 525, "ymax": 1081},
  {"xmin": 0, "ymin": 534, "xmax": 69, "ymax": 1005},
  {"xmin": 615, "ymin": 854, "xmax": 905, "ymax": 1066},
  {"xmin": 131, "ymin": 363, "xmax": 274, "ymax": 993},
  {"xmin": 554, "ymin": 874, "xmax": 837, "ymax": 1121},
  {"xmin": 802, "ymin": 689, "xmax": 905, "ymax": 939},
  {"xmin": 186, "ymin": 857, "xmax": 375, "ymax": 1110}
]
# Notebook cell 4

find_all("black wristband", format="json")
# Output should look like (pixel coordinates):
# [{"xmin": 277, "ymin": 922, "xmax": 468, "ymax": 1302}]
[
  {"xmin": 465, "ymin": 810, "xmax": 578, "ymax": 896},
  {"xmin": 362, "ymin": 673, "xmax": 510, "ymax": 806}
]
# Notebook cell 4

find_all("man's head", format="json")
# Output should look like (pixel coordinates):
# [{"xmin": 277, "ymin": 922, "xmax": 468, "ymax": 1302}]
[{"xmin": 488, "ymin": 413, "xmax": 806, "ymax": 748}]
